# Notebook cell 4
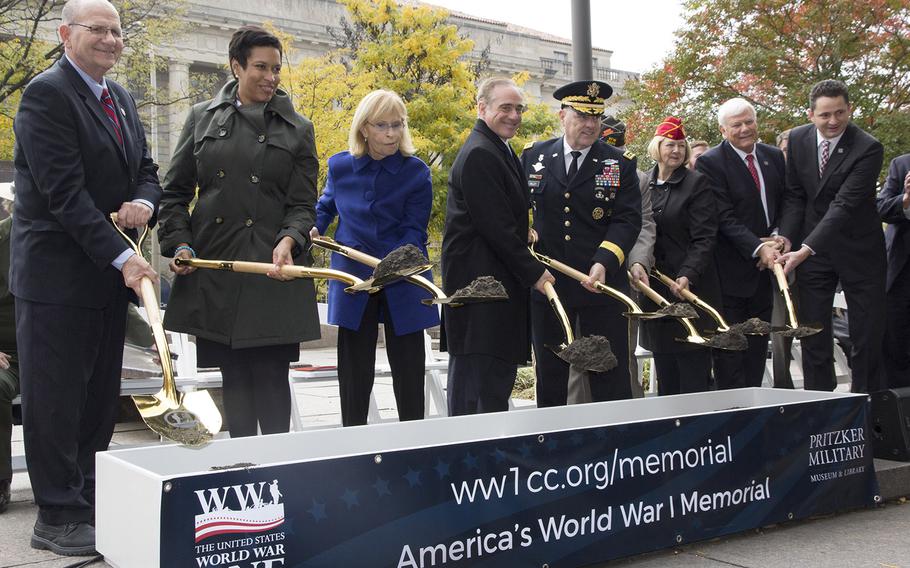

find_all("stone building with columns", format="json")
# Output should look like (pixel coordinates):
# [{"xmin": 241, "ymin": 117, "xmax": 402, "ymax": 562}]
[{"xmin": 151, "ymin": 0, "xmax": 638, "ymax": 169}]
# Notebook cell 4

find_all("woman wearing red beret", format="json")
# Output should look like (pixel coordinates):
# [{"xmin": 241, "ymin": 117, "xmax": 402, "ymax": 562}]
[{"xmin": 631, "ymin": 117, "xmax": 721, "ymax": 395}]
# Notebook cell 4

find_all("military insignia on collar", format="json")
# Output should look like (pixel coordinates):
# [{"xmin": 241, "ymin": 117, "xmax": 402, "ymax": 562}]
[
  {"xmin": 592, "ymin": 207, "xmax": 604, "ymax": 220},
  {"xmin": 552, "ymin": 153, "xmax": 559, "ymax": 158},
  {"xmin": 623, "ymin": 150, "xmax": 636, "ymax": 160},
  {"xmin": 587, "ymin": 82, "xmax": 600, "ymax": 97},
  {"xmin": 532, "ymin": 162, "xmax": 545, "ymax": 172},
  {"xmin": 538, "ymin": 154, "xmax": 544, "ymax": 161},
  {"xmin": 523, "ymin": 141, "xmax": 534, "ymax": 150}
]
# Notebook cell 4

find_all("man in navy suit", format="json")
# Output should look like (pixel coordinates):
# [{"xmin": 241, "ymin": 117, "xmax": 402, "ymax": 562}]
[
  {"xmin": 779, "ymin": 80, "xmax": 885, "ymax": 393},
  {"xmin": 876, "ymin": 153, "xmax": 910, "ymax": 388},
  {"xmin": 522, "ymin": 81, "xmax": 641, "ymax": 407},
  {"xmin": 696, "ymin": 98, "xmax": 786, "ymax": 389},
  {"xmin": 12, "ymin": 0, "xmax": 160, "ymax": 555}
]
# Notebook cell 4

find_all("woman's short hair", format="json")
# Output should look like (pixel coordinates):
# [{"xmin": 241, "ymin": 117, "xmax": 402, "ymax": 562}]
[
  {"xmin": 349, "ymin": 89, "xmax": 416, "ymax": 158},
  {"xmin": 647, "ymin": 136, "xmax": 692, "ymax": 164},
  {"xmin": 228, "ymin": 25, "xmax": 282, "ymax": 75}
]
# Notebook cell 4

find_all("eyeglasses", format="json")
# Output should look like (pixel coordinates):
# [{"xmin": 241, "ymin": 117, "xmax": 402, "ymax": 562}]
[
  {"xmin": 69, "ymin": 23, "xmax": 124, "ymax": 39},
  {"xmin": 368, "ymin": 121, "xmax": 405, "ymax": 133},
  {"xmin": 496, "ymin": 104, "xmax": 527, "ymax": 115}
]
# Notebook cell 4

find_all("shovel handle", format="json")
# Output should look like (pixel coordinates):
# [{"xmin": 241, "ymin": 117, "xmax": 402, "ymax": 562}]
[
  {"xmin": 312, "ymin": 236, "xmax": 448, "ymax": 301},
  {"xmin": 176, "ymin": 257, "xmax": 367, "ymax": 288},
  {"xmin": 543, "ymin": 281, "xmax": 574, "ymax": 344},
  {"xmin": 529, "ymin": 248, "xmax": 644, "ymax": 313},
  {"xmin": 773, "ymin": 263, "xmax": 800, "ymax": 329},
  {"xmin": 628, "ymin": 271, "xmax": 705, "ymax": 343},
  {"xmin": 652, "ymin": 269, "xmax": 731, "ymax": 332}
]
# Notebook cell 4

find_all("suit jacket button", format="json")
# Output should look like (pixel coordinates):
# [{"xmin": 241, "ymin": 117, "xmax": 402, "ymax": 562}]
[
  {"xmin": 218, "ymin": 128, "xmax": 227, "ymax": 137},
  {"xmin": 258, "ymin": 134, "xmax": 266, "ymax": 143},
  {"xmin": 245, "ymin": 219, "xmax": 253, "ymax": 227},
  {"xmin": 250, "ymin": 174, "xmax": 260, "ymax": 184},
  {"xmin": 215, "ymin": 217, "xmax": 223, "ymax": 224},
  {"xmin": 217, "ymin": 170, "xmax": 225, "ymax": 178},
  {"xmin": 564, "ymin": 220, "xmax": 571, "ymax": 227},
  {"xmin": 564, "ymin": 235, "xmax": 571, "ymax": 241},
  {"xmin": 564, "ymin": 207, "xmax": 570, "ymax": 213},
  {"xmin": 564, "ymin": 192, "xmax": 570, "ymax": 199}
]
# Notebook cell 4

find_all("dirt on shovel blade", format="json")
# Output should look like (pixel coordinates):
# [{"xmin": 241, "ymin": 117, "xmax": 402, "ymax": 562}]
[
  {"xmin": 657, "ymin": 302, "xmax": 698, "ymax": 318},
  {"xmin": 704, "ymin": 331, "xmax": 748, "ymax": 351},
  {"xmin": 557, "ymin": 335, "xmax": 618, "ymax": 372},
  {"xmin": 372, "ymin": 244, "xmax": 428, "ymax": 281},
  {"xmin": 731, "ymin": 317, "xmax": 772, "ymax": 335},
  {"xmin": 451, "ymin": 275, "xmax": 508, "ymax": 301}
]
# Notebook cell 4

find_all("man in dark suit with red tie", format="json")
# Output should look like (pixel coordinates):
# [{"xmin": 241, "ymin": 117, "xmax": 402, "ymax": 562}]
[
  {"xmin": 696, "ymin": 98, "xmax": 786, "ymax": 389},
  {"xmin": 778, "ymin": 79, "xmax": 885, "ymax": 393},
  {"xmin": 11, "ymin": 0, "xmax": 161, "ymax": 555},
  {"xmin": 876, "ymin": 152, "xmax": 910, "ymax": 388}
]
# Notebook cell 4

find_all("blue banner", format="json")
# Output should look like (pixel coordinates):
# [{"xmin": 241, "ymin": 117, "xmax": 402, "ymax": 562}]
[{"xmin": 161, "ymin": 395, "xmax": 876, "ymax": 567}]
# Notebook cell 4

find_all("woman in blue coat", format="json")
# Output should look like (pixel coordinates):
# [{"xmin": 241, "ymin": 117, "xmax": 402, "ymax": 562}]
[{"xmin": 310, "ymin": 89, "xmax": 439, "ymax": 426}]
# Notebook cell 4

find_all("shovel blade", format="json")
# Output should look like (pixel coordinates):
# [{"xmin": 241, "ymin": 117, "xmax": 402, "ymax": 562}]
[{"xmin": 132, "ymin": 389, "xmax": 219, "ymax": 447}]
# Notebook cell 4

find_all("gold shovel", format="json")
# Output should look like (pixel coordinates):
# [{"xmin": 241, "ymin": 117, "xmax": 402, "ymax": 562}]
[
  {"xmin": 316, "ymin": 239, "xmax": 433, "ymax": 292},
  {"xmin": 528, "ymin": 247, "xmax": 668, "ymax": 319},
  {"xmin": 312, "ymin": 236, "xmax": 508, "ymax": 306},
  {"xmin": 628, "ymin": 272, "xmax": 746, "ymax": 350},
  {"xmin": 174, "ymin": 258, "xmax": 374, "ymax": 292},
  {"xmin": 651, "ymin": 269, "xmax": 770, "ymax": 337},
  {"xmin": 772, "ymin": 263, "xmax": 822, "ymax": 338},
  {"xmin": 541, "ymin": 281, "xmax": 617, "ymax": 372},
  {"xmin": 111, "ymin": 215, "xmax": 222, "ymax": 446}
]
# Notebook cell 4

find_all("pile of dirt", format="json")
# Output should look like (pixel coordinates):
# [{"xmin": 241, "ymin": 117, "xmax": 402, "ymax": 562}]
[
  {"xmin": 703, "ymin": 331, "xmax": 748, "ymax": 351},
  {"xmin": 657, "ymin": 302, "xmax": 698, "ymax": 318},
  {"xmin": 730, "ymin": 317, "xmax": 772, "ymax": 335},
  {"xmin": 372, "ymin": 245, "xmax": 428, "ymax": 282},
  {"xmin": 450, "ymin": 276, "xmax": 508, "ymax": 301},
  {"xmin": 557, "ymin": 335, "xmax": 618, "ymax": 372}
]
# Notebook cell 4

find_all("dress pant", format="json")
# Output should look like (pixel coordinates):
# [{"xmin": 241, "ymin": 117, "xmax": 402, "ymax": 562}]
[
  {"xmin": 654, "ymin": 350, "xmax": 711, "ymax": 396},
  {"xmin": 771, "ymin": 274, "xmax": 796, "ymax": 388},
  {"xmin": 447, "ymin": 353, "xmax": 517, "ymax": 416},
  {"xmin": 16, "ymin": 289, "xmax": 127, "ymax": 525},
  {"xmin": 796, "ymin": 252, "xmax": 885, "ymax": 393},
  {"xmin": 883, "ymin": 261, "xmax": 910, "ymax": 389},
  {"xmin": 337, "ymin": 292, "xmax": 425, "ymax": 427},
  {"xmin": 0, "ymin": 353, "xmax": 19, "ymax": 483},
  {"xmin": 714, "ymin": 274, "xmax": 772, "ymax": 389},
  {"xmin": 531, "ymin": 300, "xmax": 632, "ymax": 408}
]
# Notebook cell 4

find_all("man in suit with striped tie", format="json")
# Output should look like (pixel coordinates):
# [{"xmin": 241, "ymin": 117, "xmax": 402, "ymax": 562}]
[
  {"xmin": 11, "ymin": 0, "xmax": 161, "ymax": 556},
  {"xmin": 778, "ymin": 80, "xmax": 885, "ymax": 394}
]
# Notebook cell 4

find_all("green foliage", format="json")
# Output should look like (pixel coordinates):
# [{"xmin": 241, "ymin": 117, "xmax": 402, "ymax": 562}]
[
  {"xmin": 623, "ymin": 0, "xmax": 910, "ymax": 175},
  {"xmin": 287, "ymin": 0, "xmax": 558, "ymax": 244}
]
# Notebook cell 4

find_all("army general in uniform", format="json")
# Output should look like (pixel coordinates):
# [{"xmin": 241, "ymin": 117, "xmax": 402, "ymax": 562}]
[{"xmin": 521, "ymin": 81, "xmax": 641, "ymax": 407}]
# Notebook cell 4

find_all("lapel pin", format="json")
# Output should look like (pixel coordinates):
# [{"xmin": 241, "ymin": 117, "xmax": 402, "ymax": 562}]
[
  {"xmin": 552, "ymin": 153, "xmax": 558, "ymax": 158},
  {"xmin": 763, "ymin": 160, "xmax": 769, "ymax": 166},
  {"xmin": 837, "ymin": 148, "xmax": 844, "ymax": 153},
  {"xmin": 120, "ymin": 108, "xmax": 126, "ymax": 117}
]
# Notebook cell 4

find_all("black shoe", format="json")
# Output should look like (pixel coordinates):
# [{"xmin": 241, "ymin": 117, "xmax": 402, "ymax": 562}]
[
  {"xmin": 30, "ymin": 520, "xmax": 96, "ymax": 556},
  {"xmin": 0, "ymin": 479, "xmax": 9, "ymax": 513}
]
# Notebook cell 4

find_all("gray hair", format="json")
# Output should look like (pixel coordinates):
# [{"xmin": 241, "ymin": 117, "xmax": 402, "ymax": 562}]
[
  {"xmin": 476, "ymin": 77, "xmax": 519, "ymax": 106},
  {"xmin": 62, "ymin": 0, "xmax": 116, "ymax": 24},
  {"xmin": 716, "ymin": 97, "xmax": 756, "ymax": 127}
]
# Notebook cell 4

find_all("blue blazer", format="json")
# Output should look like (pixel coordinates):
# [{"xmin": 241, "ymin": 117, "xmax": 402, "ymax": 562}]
[{"xmin": 315, "ymin": 151, "xmax": 439, "ymax": 335}]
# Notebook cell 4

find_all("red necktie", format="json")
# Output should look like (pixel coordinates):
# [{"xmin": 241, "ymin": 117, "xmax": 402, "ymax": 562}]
[
  {"xmin": 745, "ymin": 154, "xmax": 760, "ymax": 191},
  {"xmin": 819, "ymin": 140, "xmax": 830, "ymax": 177},
  {"xmin": 101, "ymin": 88, "xmax": 123, "ymax": 146}
]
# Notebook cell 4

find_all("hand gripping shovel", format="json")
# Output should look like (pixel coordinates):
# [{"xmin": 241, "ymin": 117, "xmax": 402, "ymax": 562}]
[
  {"xmin": 111, "ymin": 215, "xmax": 222, "ymax": 446},
  {"xmin": 542, "ymin": 281, "xmax": 617, "ymax": 372},
  {"xmin": 174, "ymin": 258, "xmax": 372, "ymax": 292},
  {"xmin": 772, "ymin": 263, "xmax": 822, "ymax": 338},
  {"xmin": 528, "ymin": 247, "xmax": 669, "ymax": 319},
  {"xmin": 651, "ymin": 269, "xmax": 757, "ymax": 348},
  {"xmin": 628, "ymin": 272, "xmax": 746, "ymax": 350},
  {"xmin": 311, "ymin": 236, "xmax": 508, "ymax": 306}
]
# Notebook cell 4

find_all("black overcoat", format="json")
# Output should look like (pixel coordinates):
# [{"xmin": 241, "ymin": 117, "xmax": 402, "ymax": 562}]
[{"xmin": 440, "ymin": 120, "xmax": 543, "ymax": 364}]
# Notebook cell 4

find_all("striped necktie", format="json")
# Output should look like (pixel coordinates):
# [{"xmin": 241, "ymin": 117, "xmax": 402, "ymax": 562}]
[
  {"xmin": 100, "ymin": 88, "xmax": 123, "ymax": 146},
  {"xmin": 818, "ymin": 139, "xmax": 830, "ymax": 178}
]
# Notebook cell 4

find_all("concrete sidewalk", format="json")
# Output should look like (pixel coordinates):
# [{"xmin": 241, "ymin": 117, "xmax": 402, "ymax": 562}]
[{"xmin": 3, "ymin": 347, "xmax": 910, "ymax": 567}]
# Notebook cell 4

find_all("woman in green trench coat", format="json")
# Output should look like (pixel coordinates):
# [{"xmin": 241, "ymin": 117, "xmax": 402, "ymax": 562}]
[{"xmin": 158, "ymin": 26, "xmax": 320, "ymax": 437}]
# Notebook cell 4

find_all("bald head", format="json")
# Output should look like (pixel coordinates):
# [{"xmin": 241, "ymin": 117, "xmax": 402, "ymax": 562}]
[{"xmin": 62, "ymin": 0, "xmax": 118, "ymax": 23}]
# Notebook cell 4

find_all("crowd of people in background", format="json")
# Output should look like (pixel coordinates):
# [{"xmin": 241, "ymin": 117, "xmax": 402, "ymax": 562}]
[{"xmin": 2, "ymin": 0, "xmax": 908, "ymax": 559}]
